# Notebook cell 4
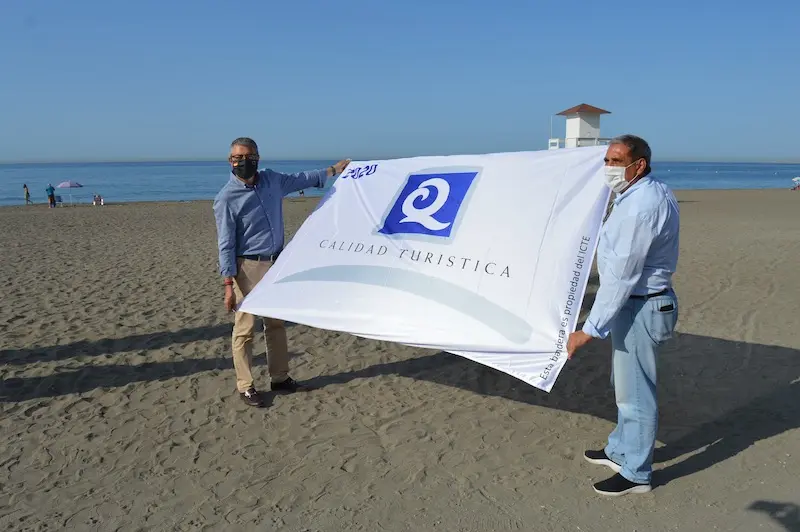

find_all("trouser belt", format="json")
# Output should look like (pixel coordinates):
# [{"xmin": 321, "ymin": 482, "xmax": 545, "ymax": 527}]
[
  {"xmin": 238, "ymin": 251, "xmax": 281, "ymax": 262},
  {"xmin": 629, "ymin": 288, "xmax": 669, "ymax": 300}
]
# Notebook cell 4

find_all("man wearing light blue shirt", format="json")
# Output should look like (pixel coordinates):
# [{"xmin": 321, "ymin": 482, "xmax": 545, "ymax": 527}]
[
  {"xmin": 567, "ymin": 135, "xmax": 680, "ymax": 496},
  {"xmin": 213, "ymin": 137, "xmax": 350, "ymax": 407}
]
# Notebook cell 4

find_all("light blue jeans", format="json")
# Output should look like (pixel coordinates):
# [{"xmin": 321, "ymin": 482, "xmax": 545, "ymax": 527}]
[{"xmin": 604, "ymin": 290, "xmax": 678, "ymax": 484}]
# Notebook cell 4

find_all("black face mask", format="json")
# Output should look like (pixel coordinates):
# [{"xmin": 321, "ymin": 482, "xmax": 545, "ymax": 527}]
[{"xmin": 232, "ymin": 159, "xmax": 259, "ymax": 181}]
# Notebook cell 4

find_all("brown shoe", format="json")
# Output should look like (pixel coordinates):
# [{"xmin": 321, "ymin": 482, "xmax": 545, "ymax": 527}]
[{"xmin": 239, "ymin": 387, "xmax": 266, "ymax": 407}]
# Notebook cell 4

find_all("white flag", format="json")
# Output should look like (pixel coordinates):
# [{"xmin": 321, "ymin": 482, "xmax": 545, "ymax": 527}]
[{"xmin": 239, "ymin": 146, "xmax": 610, "ymax": 392}]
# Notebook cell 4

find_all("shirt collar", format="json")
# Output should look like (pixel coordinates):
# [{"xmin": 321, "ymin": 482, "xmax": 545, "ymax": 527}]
[
  {"xmin": 613, "ymin": 175, "xmax": 651, "ymax": 205},
  {"xmin": 228, "ymin": 170, "xmax": 262, "ymax": 189}
]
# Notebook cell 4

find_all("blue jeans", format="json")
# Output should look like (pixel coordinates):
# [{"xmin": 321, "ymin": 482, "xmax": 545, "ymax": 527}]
[{"xmin": 604, "ymin": 290, "xmax": 678, "ymax": 484}]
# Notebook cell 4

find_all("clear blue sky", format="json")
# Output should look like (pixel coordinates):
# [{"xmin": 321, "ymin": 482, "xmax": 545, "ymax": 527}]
[{"xmin": 1, "ymin": 0, "xmax": 798, "ymax": 163}]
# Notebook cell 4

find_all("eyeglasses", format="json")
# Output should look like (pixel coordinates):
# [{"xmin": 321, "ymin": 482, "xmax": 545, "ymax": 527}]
[{"xmin": 229, "ymin": 154, "xmax": 259, "ymax": 163}]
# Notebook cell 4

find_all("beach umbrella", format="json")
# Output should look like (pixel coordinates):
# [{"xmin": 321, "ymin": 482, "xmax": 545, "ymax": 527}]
[{"xmin": 56, "ymin": 180, "xmax": 83, "ymax": 205}]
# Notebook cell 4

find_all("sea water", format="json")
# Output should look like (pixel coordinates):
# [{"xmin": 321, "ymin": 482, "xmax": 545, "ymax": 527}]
[{"xmin": 0, "ymin": 159, "xmax": 798, "ymax": 207}]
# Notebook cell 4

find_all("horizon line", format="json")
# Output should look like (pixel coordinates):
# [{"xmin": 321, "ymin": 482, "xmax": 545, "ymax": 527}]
[{"xmin": 1, "ymin": 154, "xmax": 799, "ymax": 165}]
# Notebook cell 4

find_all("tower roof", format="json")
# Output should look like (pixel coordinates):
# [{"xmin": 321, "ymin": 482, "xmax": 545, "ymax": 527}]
[{"xmin": 556, "ymin": 103, "xmax": 611, "ymax": 116}]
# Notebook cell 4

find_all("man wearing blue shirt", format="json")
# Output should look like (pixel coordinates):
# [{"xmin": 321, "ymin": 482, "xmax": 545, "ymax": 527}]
[
  {"xmin": 567, "ymin": 135, "xmax": 680, "ymax": 496},
  {"xmin": 46, "ymin": 184, "xmax": 56, "ymax": 208},
  {"xmin": 213, "ymin": 137, "xmax": 350, "ymax": 407}
]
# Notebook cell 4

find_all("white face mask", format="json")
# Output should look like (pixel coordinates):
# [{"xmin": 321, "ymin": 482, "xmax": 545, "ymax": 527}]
[{"xmin": 603, "ymin": 161, "xmax": 638, "ymax": 194}]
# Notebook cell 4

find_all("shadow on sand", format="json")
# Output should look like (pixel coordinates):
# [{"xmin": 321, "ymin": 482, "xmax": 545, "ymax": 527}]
[
  {"xmin": 300, "ymin": 331, "xmax": 800, "ymax": 489},
  {"xmin": 748, "ymin": 501, "xmax": 800, "ymax": 532},
  {"xmin": 0, "ymin": 321, "xmax": 298, "ymax": 366},
  {"xmin": 1, "ymin": 321, "xmax": 798, "ymax": 490}
]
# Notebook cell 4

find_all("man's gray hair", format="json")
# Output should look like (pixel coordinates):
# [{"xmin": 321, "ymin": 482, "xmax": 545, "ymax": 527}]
[
  {"xmin": 230, "ymin": 137, "xmax": 259, "ymax": 154},
  {"xmin": 610, "ymin": 134, "xmax": 651, "ymax": 172}
]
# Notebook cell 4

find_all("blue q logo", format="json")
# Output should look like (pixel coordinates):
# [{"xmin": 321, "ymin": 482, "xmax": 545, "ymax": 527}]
[{"xmin": 378, "ymin": 167, "xmax": 481, "ymax": 238}]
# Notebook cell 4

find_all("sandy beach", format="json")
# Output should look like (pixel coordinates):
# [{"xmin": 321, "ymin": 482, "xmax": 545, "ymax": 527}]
[{"xmin": 1, "ymin": 190, "xmax": 798, "ymax": 531}]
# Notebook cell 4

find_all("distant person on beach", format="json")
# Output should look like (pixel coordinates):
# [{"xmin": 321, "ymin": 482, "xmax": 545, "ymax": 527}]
[
  {"xmin": 45, "ymin": 184, "xmax": 56, "ymax": 208},
  {"xmin": 213, "ymin": 137, "xmax": 351, "ymax": 407},
  {"xmin": 567, "ymin": 135, "xmax": 680, "ymax": 497},
  {"xmin": 23, "ymin": 184, "xmax": 31, "ymax": 204}
]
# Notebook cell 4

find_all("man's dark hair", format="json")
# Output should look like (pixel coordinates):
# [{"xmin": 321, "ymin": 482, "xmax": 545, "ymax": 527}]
[
  {"xmin": 230, "ymin": 137, "xmax": 259, "ymax": 154},
  {"xmin": 610, "ymin": 134, "xmax": 651, "ymax": 174}
]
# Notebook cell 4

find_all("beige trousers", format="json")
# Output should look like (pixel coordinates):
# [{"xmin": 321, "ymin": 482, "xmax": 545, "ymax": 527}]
[{"xmin": 232, "ymin": 258, "xmax": 289, "ymax": 392}]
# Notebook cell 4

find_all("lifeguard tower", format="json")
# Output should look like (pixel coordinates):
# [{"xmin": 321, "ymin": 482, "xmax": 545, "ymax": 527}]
[{"xmin": 548, "ymin": 103, "xmax": 611, "ymax": 150}]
